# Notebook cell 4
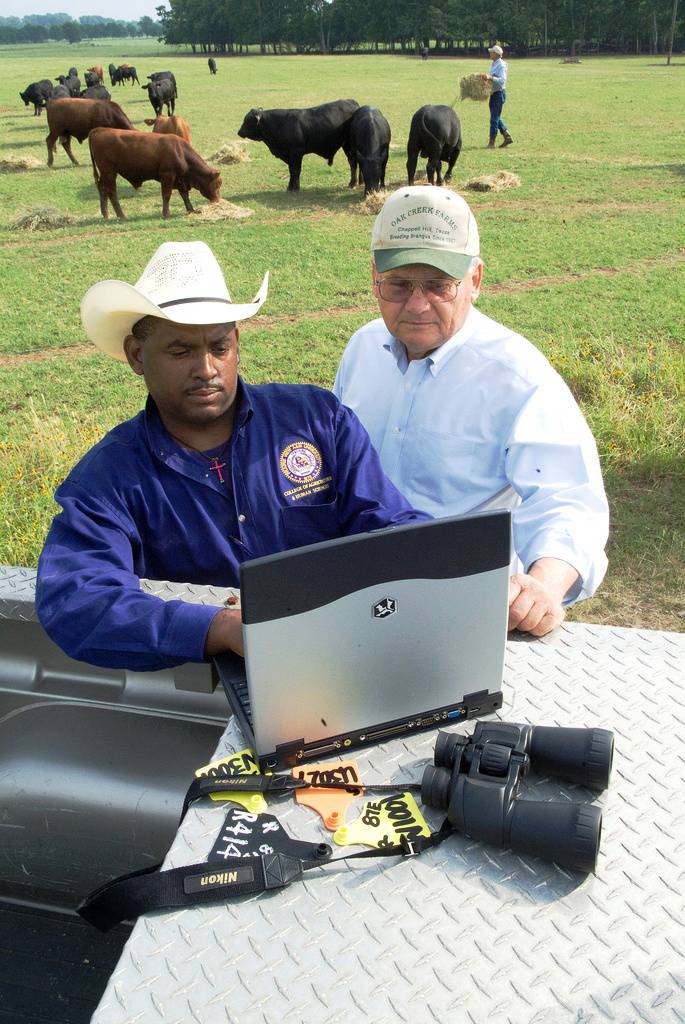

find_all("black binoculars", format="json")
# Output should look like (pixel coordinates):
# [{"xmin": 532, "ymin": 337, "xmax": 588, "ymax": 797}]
[{"xmin": 421, "ymin": 721, "xmax": 614, "ymax": 873}]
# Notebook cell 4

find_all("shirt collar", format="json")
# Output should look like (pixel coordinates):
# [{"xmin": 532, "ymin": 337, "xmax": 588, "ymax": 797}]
[
  {"xmin": 143, "ymin": 376, "xmax": 253, "ymax": 453},
  {"xmin": 382, "ymin": 305, "xmax": 478, "ymax": 376}
]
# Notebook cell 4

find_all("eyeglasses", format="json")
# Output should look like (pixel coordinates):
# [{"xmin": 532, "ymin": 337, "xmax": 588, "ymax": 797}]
[{"xmin": 375, "ymin": 277, "xmax": 461, "ymax": 303}]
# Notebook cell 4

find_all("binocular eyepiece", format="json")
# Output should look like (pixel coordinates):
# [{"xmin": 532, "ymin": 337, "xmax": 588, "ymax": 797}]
[{"xmin": 422, "ymin": 722, "xmax": 614, "ymax": 873}]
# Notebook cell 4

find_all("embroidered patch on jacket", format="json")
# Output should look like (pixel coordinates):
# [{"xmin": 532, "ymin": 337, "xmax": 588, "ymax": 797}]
[{"xmin": 280, "ymin": 441, "xmax": 322, "ymax": 484}]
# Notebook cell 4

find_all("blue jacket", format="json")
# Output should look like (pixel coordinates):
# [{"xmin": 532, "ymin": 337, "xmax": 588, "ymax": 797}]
[{"xmin": 36, "ymin": 381, "xmax": 427, "ymax": 671}]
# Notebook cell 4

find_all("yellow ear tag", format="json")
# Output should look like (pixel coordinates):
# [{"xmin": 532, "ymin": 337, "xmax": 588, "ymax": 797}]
[
  {"xmin": 333, "ymin": 792, "xmax": 430, "ymax": 848},
  {"xmin": 292, "ymin": 760, "xmax": 364, "ymax": 830},
  {"xmin": 195, "ymin": 747, "xmax": 268, "ymax": 814}
]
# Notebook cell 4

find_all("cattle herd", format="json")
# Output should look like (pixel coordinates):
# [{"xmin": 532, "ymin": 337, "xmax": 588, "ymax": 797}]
[{"xmin": 18, "ymin": 62, "xmax": 463, "ymax": 220}]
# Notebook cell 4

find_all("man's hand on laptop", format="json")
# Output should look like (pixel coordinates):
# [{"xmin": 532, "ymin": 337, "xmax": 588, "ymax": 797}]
[
  {"xmin": 205, "ymin": 608, "xmax": 245, "ymax": 658},
  {"xmin": 508, "ymin": 558, "xmax": 579, "ymax": 637}
]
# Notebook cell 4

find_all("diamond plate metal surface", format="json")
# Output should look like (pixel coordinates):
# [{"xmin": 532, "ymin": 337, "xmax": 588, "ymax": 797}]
[
  {"xmin": 0, "ymin": 566, "xmax": 239, "ymax": 622},
  {"xmin": 90, "ymin": 622, "xmax": 685, "ymax": 1024}
]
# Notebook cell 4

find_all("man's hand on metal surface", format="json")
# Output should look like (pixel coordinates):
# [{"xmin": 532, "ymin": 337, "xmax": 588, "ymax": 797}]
[
  {"xmin": 205, "ymin": 608, "xmax": 244, "ymax": 657},
  {"xmin": 508, "ymin": 558, "xmax": 579, "ymax": 637}
]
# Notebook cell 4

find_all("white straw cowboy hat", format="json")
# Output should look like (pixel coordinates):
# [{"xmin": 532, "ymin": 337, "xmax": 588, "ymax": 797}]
[{"xmin": 80, "ymin": 241, "xmax": 269, "ymax": 362}]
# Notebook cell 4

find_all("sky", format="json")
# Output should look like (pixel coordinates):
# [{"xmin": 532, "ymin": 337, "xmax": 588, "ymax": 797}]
[{"xmin": 5, "ymin": 1, "xmax": 162, "ymax": 20}]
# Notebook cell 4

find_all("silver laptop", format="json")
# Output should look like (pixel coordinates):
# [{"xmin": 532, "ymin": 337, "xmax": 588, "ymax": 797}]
[{"xmin": 214, "ymin": 510, "xmax": 511, "ymax": 770}]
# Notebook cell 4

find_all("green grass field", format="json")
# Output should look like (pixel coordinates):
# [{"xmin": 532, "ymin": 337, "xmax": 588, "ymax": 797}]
[{"xmin": 0, "ymin": 41, "xmax": 683, "ymax": 630}]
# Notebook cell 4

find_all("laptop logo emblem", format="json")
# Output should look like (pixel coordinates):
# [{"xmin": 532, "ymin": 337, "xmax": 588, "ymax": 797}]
[{"xmin": 373, "ymin": 597, "xmax": 397, "ymax": 619}]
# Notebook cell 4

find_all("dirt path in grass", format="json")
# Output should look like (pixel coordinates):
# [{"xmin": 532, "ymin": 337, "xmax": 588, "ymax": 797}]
[{"xmin": 2, "ymin": 248, "xmax": 684, "ymax": 368}]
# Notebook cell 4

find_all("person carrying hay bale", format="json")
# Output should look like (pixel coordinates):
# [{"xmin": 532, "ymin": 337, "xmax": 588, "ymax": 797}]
[{"xmin": 486, "ymin": 45, "xmax": 513, "ymax": 148}]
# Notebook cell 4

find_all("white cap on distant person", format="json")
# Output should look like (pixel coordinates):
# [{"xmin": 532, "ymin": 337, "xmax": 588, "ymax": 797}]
[
  {"xmin": 488, "ymin": 44, "xmax": 503, "ymax": 56},
  {"xmin": 371, "ymin": 185, "xmax": 480, "ymax": 279},
  {"xmin": 80, "ymin": 241, "xmax": 269, "ymax": 362}
]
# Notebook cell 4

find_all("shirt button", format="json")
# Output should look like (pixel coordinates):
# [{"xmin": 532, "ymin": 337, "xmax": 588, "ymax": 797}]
[
  {"xmin": 392, "ymin": 427, "xmax": 401, "ymax": 434},
  {"xmin": 238, "ymin": 514, "xmax": 246, "ymax": 523},
  {"xmin": 404, "ymin": 383, "xmax": 411, "ymax": 392}
]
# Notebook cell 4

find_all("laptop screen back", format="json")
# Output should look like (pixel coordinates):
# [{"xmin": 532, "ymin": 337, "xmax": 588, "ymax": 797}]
[{"xmin": 240, "ymin": 511, "xmax": 511, "ymax": 761}]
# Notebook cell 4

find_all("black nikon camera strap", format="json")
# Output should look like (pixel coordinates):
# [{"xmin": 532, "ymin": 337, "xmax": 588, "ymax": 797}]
[{"xmin": 78, "ymin": 773, "xmax": 453, "ymax": 932}]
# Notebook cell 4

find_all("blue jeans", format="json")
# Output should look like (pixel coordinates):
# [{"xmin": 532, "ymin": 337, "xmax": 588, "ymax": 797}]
[{"xmin": 489, "ymin": 90, "xmax": 507, "ymax": 137}]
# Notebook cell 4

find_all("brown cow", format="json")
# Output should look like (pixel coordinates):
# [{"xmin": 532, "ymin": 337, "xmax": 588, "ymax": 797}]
[
  {"xmin": 87, "ymin": 65, "xmax": 104, "ymax": 84},
  {"xmin": 143, "ymin": 115, "xmax": 192, "ymax": 143},
  {"xmin": 46, "ymin": 98, "xmax": 134, "ymax": 167},
  {"xmin": 88, "ymin": 128, "xmax": 222, "ymax": 220}
]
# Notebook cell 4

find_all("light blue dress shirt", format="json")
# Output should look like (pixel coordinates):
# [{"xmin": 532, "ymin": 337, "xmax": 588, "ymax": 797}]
[
  {"xmin": 490, "ymin": 57, "xmax": 508, "ymax": 92},
  {"xmin": 334, "ymin": 306, "xmax": 609, "ymax": 603}
]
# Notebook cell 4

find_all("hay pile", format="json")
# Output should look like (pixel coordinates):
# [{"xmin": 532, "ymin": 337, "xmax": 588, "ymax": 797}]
[
  {"xmin": 193, "ymin": 199, "xmax": 254, "ymax": 222},
  {"xmin": 207, "ymin": 142, "xmax": 250, "ymax": 165},
  {"xmin": 0, "ymin": 154, "xmax": 43, "ymax": 172},
  {"xmin": 359, "ymin": 189, "xmax": 391, "ymax": 214},
  {"xmin": 464, "ymin": 170, "xmax": 521, "ymax": 192},
  {"xmin": 9, "ymin": 206, "xmax": 78, "ymax": 231},
  {"xmin": 460, "ymin": 73, "xmax": 492, "ymax": 101}
]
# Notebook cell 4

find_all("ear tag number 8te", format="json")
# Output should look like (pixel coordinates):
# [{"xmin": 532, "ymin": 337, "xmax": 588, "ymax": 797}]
[
  {"xmin": 333, "ymin": 792, "xmax": 430, "ymax": 849},
  {"xmin": 195, "ymin": 747, "xmax": 268, "ymax": 814},
  {"xmin": 292, "ymin": 760, "xmax": 364, "ymax": 830}
]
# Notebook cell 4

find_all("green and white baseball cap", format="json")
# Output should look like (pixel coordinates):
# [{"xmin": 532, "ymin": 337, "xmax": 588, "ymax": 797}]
[{"xmin": 371, "ymin": 185, "xmax": 480, "ymax": 279}]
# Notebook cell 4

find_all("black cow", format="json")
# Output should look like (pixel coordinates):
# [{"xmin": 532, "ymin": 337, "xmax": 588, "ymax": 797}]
[
  {"xmin": 147, "ymin": 71, "xmax": 178, "ymax": 98},
  {"xmin": 56, "ymin": 73, "xmax": 80, "ymax": 98},
  {"xmin": 348, "ymin": 106, "xmax": 391, "ymax": 195},
  {"xmin": 19, "ymin": 79, "xmax": 53, "ymax": 115},
  {"xmin": 84, "ymin": 71, "xmax": 99, "ymax": 88},
  {"xmin": 142, "ymin": 79, "xmax": 175, "ymax": 117},
  {"xmin": 208, "ymin": 57, "xmax": 217, "ymax": 74},
  {"xmin": 406, "ymin": 104, "xmax": 462, "ymax": 186},
  {"xmin": 119, "ymin": 65, "xmax": 140, "ymax": 86},
  {"xmin": 108, "ymin": 63, "xmax": 117, "ymax": 86},
  {"xmin": 50, "ymin": 84, "xmax": 71, "ymax": 100},
  {"xmin": 237, "ymin": 99, "xmax": 360, "ymax": 192},
  {"xmin": 68, "ymin": 66, "xmax": 78, "ymax": 77},
  {"xmin": 80, "ymin": 85, "xmax": 112, "ymax": 100}
]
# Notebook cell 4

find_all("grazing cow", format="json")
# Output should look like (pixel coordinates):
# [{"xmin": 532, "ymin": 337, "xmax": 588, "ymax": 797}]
[
  {"xmin": 142, "ymin": 79, "xmax": 175, "ymax": 117},
  {"xmin": 406, "ymin": 104, "xmax": 462, "ymax": 186},
  {"xmin": 347, "ymin": 105, "xmax": 391, "ymax": 195},
  {"xmin": 80, "ymin": 85, "xmax": 112, "ymax": 100},
  {"xmin": 84, "ymin": 71, "xmax": 99, "ymax": 88},
  {"xmin": 147, "ymin": 71, "xmax": 178, "ymax": 98},
  {"xmin": 108, "ymin": 63, "xmax": 117, "ymax": 85},
  {"xmin": 119, "ymin": 65, "xmax": 140, "ymax": 86},
  {"xmin": 208, "ymin": 57, "xmax": 217, "ymax": 74},
  {"xmin": 19, "ymin": 79, "xmax": 53, "ymax": 115},
  {"xmin": 144, "ymin": 115, "xmax": 191, "ymax": 142},
  {"xmin": 56, "ymin": 73, "xmax": 81, "ymax": 97},
  {"xmin": 45, "ymin": 97, "xmax": 134, "ymax": 167},
  {"xmin": 87, "ymin": 65, "xmax": 104, "ymax": 84},
  {"xmin": 88, "ymin": 128, "xmax": 222, "ymax": 220},
  {"xmin": 50, "ymin": 84, "xmax": 72, "ymax": 100},
  {"xmin": 68, "ymin": 67, "xmax": 78, "ymax": 77},
  {"xmin": 237, "ymin": 99, "xmax": 360, "ymax": 191}
]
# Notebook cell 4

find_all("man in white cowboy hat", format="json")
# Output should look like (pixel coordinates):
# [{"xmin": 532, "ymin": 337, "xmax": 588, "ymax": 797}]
[
  {"xmin": 486, "ymin": 44, "xmax": 513, "ymax": 148},
  {"xmin": 334, "ymin": 186, "xmax": 609, "ymax": 637},
  {"xmin": 36, "ymin": 241, "xmax": 428, "ymax": 671}
]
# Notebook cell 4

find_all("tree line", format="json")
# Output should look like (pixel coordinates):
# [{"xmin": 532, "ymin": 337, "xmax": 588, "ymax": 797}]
[
  {"xmin": 155, "ymin": 0, "xmax": 682, "ymax": 57},
  {"xmin": 0, "ymin": 14, "xmax": 162, "ymax": 46}
]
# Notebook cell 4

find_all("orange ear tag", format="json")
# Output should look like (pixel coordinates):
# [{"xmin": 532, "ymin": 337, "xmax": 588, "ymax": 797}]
[
  {"xmin": 292, "ymin": 760, "xmax": 364, "ymax": 831},
  {"xmin": 333, "ymin": 792, "xmax": 430, "ymax": 849},
  {"xmin": 195, "ymin": 747, "xmax": 268, "ymax": 814}
]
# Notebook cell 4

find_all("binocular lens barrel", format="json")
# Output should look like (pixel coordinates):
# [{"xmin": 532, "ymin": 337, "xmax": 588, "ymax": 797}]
[
  {"xmin": 529, "ymin": 727, "xmax": 614, "ymax": 790},
  {"xmin": 421, "ymin": 765, "xmax": 451, "ymax": 809},
  {"xmin": 508, "ymin": 800, "xmax": 602, "ymax": 874}
]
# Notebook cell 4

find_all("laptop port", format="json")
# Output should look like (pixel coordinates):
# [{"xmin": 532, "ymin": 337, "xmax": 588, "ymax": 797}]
[
  {"xmin": 362, "ymin": 724, "xmax": 409, "ymax": 742},
  {"xmin": 303, "ymin": 740, "xmax": 342, "ymax": 757},
  {"xmin": 447, "ymin": 708, "xmax": 466, "ymax": 719}
]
